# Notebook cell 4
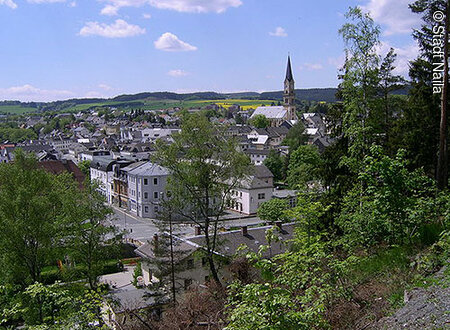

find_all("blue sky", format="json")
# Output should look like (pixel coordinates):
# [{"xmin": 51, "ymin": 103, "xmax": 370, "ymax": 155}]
[{"xmin": 0, "ymin": 0, "xmax": 421, "ymax": 101}]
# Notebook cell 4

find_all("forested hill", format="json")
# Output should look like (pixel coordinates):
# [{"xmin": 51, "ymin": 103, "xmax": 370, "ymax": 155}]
[
  {"xmin": 0, "ymin": 88, "xmax": 339, "ymax": 114},
  {"xmin": 110, "ymin": 88, "xmax": 339, "ymax": 103}
]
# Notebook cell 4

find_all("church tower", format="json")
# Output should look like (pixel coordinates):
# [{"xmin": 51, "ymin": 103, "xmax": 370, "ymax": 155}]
[{"xmin": 283, "ymin": 56, "xmax": 297, "ymax": 121}]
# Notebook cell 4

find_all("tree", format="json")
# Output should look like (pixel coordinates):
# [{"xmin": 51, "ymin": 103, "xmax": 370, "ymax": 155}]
[
  {"xmin": 437, "ymin": 0, "xmax": 449, "ymax": 189},
  {"xmin": 282, "ymin": 122, "xmax": 307, "ymax": 152},
  {"xmin": 287, "ymin": 145, "xmax": 323, "ymax": 189},
  {"xmin": 250, "ymin": 114, "xmax": 270, "ymax": 128},
  {"xmin": 377, "ymin": 48, "xmax": 407, "ymax": 151},
  {"xmin": 77, "ymin": 160, "xmax": 91, "ymax": 178},
  {"xmin": 339, "ymin": 7, "xmax": 382, "ymax": 168},
  {"xmin": 337, "ymin": 146, "xmax": 436, "ymax": 247},
  {"xmin": 406, "ymin": 0, "xmax": 447, "ymax": 181},
  {"xmin": 0, "ymin": 150, "xmax": 68, "ymax": 285},
  {"xmin": 227, "ymin": 207, "xmax": 355, "ymax": 329},
  {"xmin": 257, "ymin": 199, "xmax": 290, "ymax": 223},
  {"xmin": 144, "ymin": 204, "xmax": 190, "ymax": 305},
  {"xmin": 61, "ymin": 182, "xmax": 122, "ymax": 289},
  {"xmin": 263, "ymin": 150, "xmax": 285, "ymax": 182},
  {"xmin": 153, "ymin": 114, "xmax": 251, "ymax": 286}
]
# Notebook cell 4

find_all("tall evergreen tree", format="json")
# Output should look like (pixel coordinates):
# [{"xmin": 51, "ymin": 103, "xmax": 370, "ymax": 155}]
[{"xmin": 407, "ymin": 0, "xmax": 448, "ymax": 185}]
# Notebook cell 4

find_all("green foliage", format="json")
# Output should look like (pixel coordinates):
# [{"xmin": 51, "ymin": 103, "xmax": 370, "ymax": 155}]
[
  {"xmin": 250, "ymin": 114, "xmax": 270, "ymax": 128},
  {"xmin": 287, "ymin": 145, "xmax": 323, "ymax": 189},
  {"xmin": 78, "ymin": 160, "xmax": 91, "ymax": 178},
  {"xmin": 153, "ymin": 113, "xmax": 251, "ymax": 285},
  {"xmin": 1, "ymin": 283, "xmax": 109, "ymax": 329},
  {"xmin": 282, "ymin": 122, "xmax": 307, "ymax": 152},
  {"xmin": 227, "ymin": 198, "xmax": 357, "ymax": 329},
  {"xmin": 339, "ymin": 7, "xmax": 383, "ymax": 168},
  {"xmin": 0, "ymin": 127, "xmax": 37, "ymax": 143},
  {"xmin": 286, "ymin": 193, "xmax": 326, "ymax": 240},
  {"xmin": 263, "ymin": 150, "xmax": 285, "ymax": 182},
  {"xmin": 227, "ymin": 230, "xmax": 356, "ymax": 329},
  {"xmin": 257, "ymin": 199, "xmax": 290, "ymax": 223},
  {"xmin": 132, "ymin": 262, "xmax": 144, "ymax": 288},
  {"xmin": 337, "ymin": 146, "xmax": 436, "ymax": 247},
  {"xmin": 0, "ymin": 150, "xmax": 71, "ymax": 285},
  {"xmin": 60, "ymin": 182, "xmax": 121, "ymax": 289}
]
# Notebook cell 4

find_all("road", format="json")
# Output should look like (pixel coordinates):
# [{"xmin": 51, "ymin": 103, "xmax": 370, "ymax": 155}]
[
  {"xmin": 108, "ymin": 205, "xmax": 266, "ymax": 243},
  {"xmin": 108, "ymin": 206, "xmax": 193, "ymax": 242}
]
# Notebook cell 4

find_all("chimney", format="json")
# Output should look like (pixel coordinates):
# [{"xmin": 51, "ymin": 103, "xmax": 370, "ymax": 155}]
[
  {"xmin": 195, "ymin": 226, "xmax": 202, "ymax": 236},
  {"xmin": 242, "ymin": 226, "xmax": 248, "ymax": 236},
  {"xmin": 275, "ymin": 221, "xmax": 282, "ymax": 230}
]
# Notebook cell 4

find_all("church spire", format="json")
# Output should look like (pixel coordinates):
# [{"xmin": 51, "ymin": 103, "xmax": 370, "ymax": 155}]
[
  {"xmin": 285, "ymin": 55, "xmax": 294, "ymax": 82},
  {"xmin": 283, "ymin": 55, "xmax": 297, "ymax": 122}
]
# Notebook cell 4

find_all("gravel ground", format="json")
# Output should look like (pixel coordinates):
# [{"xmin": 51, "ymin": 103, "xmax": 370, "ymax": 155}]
[{"xmin": 372, "ymin": 267, "xmax": 450, "ymax": 330}]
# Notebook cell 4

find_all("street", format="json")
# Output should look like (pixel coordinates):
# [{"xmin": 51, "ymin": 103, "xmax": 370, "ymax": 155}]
[{"xmin": 108, "ymin": 205, "xmax": 267, "ymax": 244}]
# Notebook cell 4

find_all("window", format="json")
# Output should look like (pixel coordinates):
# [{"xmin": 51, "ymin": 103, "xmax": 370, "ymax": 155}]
[
  {"xmin": 258, "ymin": 193, "xmax": 265, "ymax": 200},
  {"xmin": 154, "ymin": 206, "xmax": 159, "ymax": 212},
  {"xmin": 144, "ymin": 178, "xmax": 148, "ymax": 185},
  {"xmin": 187, "ymin": 259, "xmax": 194, "ymax": 269},
  {"xmin": 144, "ymin": 206, "xmax": 148, "ymax": 213},
  {"xmin": 154, "ymin": 191, "xmax": 158, "ymax": 199},
  {"xmin": 144, "ymin": 192, "xmax": 148, "ymax": 199},
  {"xmin": 153, "ymin": 177, "xmax": 158, "ymax": 185},
  {"xmin": 184, "ymin": 278, "xmax": 192, "ymax": 290}
]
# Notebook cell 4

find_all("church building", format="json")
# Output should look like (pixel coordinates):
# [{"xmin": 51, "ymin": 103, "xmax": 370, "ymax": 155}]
[{"xmin": 250, "ymin": 56, "xmax": 298, "ymax": 127}]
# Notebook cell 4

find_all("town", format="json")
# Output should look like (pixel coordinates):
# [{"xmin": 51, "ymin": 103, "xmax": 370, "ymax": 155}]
[{"xmin": 0, "ymin": 1, "xmax": 449, "ymax": 329}]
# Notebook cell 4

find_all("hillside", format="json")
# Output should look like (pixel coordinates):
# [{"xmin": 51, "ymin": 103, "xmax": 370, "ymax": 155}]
[{"xmin": 0, "ymin": 88, "xmax": 338, "ymax": 114}]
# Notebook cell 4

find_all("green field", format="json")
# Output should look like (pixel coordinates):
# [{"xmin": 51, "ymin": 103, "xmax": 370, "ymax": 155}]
[
  {"xmin": 0, "ymin": 105, "xmax": 38, "ymax": 114},
  {"xmin": 0, "ymin": 98, "xmax": 278, "ymax": 115},
  {"xmin": 61, "ymin": 98, "xmax": 276, "ymax": 113}
]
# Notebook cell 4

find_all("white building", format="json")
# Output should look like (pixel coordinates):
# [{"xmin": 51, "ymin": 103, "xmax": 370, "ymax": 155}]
[
  {"xmin": 228, "ymin": 165, "xmax": 274, "ymax": 215},
  {"xmin": 126, "ymin": 161, "xmax": 170, "ymax": 218},
  {"xmin": 90, "ymin": 156, "xmax": 116, "ymax": 204}
]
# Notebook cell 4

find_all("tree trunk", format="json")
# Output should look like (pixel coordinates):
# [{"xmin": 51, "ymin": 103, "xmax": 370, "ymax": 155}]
[
  {"xmin": 437, "ymin": 0, "xmax": 449, "ymax": 190},
  {"xmin": 169, "ymin": 215, "xmax": 176, "ymax": 304}
]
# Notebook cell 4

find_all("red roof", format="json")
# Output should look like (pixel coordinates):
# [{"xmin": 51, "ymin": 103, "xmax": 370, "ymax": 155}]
[{"xmin": 38, "ymin": 160, "xmax": 85, "ymax": 189}]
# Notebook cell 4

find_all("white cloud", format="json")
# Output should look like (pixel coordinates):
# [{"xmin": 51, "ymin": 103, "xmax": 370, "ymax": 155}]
[
  {"xmin": 168, "ymin": 69, "xmax": 189, "ymax": 77},
  {"xmin": 27, "ymin": 0, "xmax": 66, "ymax": 3},
  {"xmin": 269, "ymin": 27, "xmax": 287, "ymax": 37},
  {"xmin": 85, "ymin": 91, "xmax": 106, "ymax": 98},
  {"xmin": 154, "ymin": 32, "xmax": 197, "ymax": 52},
  {"xmin": 98, "ymin": 83, "xmax": 113, "ymax": 91},
  {"xmin": 361, "ymin": 0, "xmax": 421, "ymax": 36},
  {"xmin": 0, "ymin": 0, "xmax": 17, "ymax": 9},
  {"xmin": 100, "ymin": 4, "xmax": 119, "ymax": 16},
  {"xmin": 328, "ymin": 54, "xmax": 345, "ymax": 69},
  {"xmin": 148, "ymin": 0, "xmax": 242, "ymax": 13},
  {"xmin": 376, "ymin": 41, "xmax": 419, "ymax": 76},
  {"xmin": 68, "ymin": 1, "xmax": 76, "ymax": 7},
  {"xmin": 300, "ymin": 63, "xmax": 323, "ymax": 71},
  {"xmin": 0, "ymin": 84, "xmax": 74, "ymax": 102},
  {"xmin": 142, "ymin": 13, "xmax": 151, "ymax": 19},
  {"xmin": 79, "ymin": 19, "xmax": 146, "ymax": 38},
  {"xmin": 99, "ymin": 0, "xmax": 241, "ymax": 15}
]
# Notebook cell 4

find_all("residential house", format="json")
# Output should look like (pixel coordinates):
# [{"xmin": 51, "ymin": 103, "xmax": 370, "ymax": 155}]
[
  {"xmin": 127, "ymin": 161, "xmax": 169, "ymax": 218},
  {"xmin": 228, "ymin": 165, "xmax": 274, "ymax": 215},
  {"xmin": 39, "ymin": 159, "xmax": 85, "ymax": 189},
  {"xmin": 245, "ymin": 149, "xmax": 270, "ymax": 165},
  {"xmin": 135, "ymin": 222, "xmax": 295, "ymax": 293},
  {"xmin": 111, "ymin": 160, "xmax": 140, "ymax": 208}
]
